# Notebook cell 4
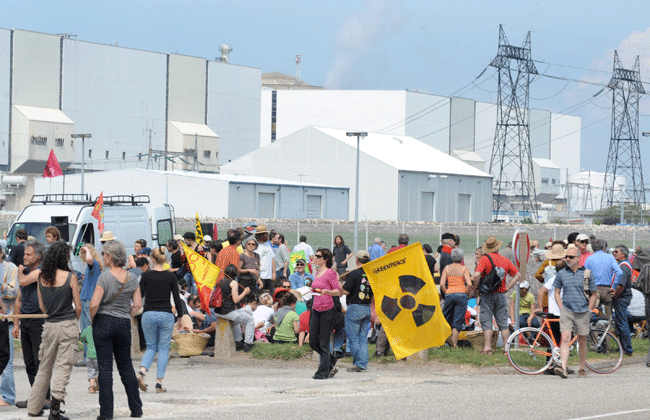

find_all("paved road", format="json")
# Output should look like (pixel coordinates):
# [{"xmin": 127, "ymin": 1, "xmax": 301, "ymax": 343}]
[{"xmin": 3, "ymin": 353, "xmax": 649, "ymax": 420}]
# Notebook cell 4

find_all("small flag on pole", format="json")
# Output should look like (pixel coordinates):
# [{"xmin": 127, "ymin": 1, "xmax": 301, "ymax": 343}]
[
  {"xmin": 195, "ymin": 212, "xmax": 204, "ymax": 246},
  {"xmin": 92, "ymin": 192, "xmax": 105, "ymax": 234},
  {"xmin": 43, "ymin": 149, "xmax": 63, "ymax": 178}
]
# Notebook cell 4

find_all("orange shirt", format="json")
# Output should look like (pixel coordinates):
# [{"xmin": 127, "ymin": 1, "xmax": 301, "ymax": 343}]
[{"xmin": 444, "ymin": 263, "xmax": 469, "ymax": 294}]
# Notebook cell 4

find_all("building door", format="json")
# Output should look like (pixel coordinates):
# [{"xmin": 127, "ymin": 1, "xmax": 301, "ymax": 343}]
[
  {"xmin": 306, "ymin": 195, "xmax": 322, "ymax": 219},
  {"xmin": 421, "ymin": 192, "xmax": 434, "ymax": 222},
  {"xmin": 258, "ymin": 193, "xmax": 275, "ymax": 218},
  {"xmin": 458, "ymin": 194, "xmax": 471, "ymax": 222}
]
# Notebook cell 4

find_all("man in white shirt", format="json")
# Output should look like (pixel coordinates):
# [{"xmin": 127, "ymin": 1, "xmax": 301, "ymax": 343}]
[
  {"xmin": 254, "ymin": 225, "xmax": 276, "ymax": 292},
  {"xmin": 292, "ymin": 235, "xmax": 315, "ymax": 261}
]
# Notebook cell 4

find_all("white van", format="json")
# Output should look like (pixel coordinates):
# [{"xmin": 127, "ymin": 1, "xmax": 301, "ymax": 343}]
[{"xmin": 6, "ymin": 194, "xmax": 175, "ymax": 271}]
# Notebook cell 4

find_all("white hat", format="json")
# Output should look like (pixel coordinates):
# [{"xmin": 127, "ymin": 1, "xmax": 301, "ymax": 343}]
[
  {"xmin": 519, "ymin": 281, "xmax": 530, "ymax": 289},
  {"xmin": 576, "ymin": 233, "xmax": 590, "ymax": 242},
  {"xmin": 203, "ymin": 235, "xmax": 212, "ymax": 242}
]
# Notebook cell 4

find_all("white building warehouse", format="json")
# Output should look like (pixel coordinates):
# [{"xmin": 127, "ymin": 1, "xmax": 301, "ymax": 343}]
[
  {"xmin": 221, "ymin": 126, "xmax": 493, "ymax": 222},
  {"xmin": 34, "ymin": 169, "xmax": 349, "ymax": 220}
]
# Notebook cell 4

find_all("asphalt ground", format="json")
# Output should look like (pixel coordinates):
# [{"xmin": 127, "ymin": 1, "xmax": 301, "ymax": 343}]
[{"xmin": 2, "ymin": 349, "xmax": 649, "ymax": 420}]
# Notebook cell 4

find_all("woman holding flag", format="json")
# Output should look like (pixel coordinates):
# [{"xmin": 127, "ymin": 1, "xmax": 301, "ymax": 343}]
[{"xmin": 309, "ymin": 248, "xmax": 341, "ymax": 379}]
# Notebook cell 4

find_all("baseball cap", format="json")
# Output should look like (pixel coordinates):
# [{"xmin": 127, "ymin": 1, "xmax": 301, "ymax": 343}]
[
  {"xmin": 576, "ymin": 234, "xmax": 589, "ymax": 242},
  {"xmin": 520, "ymin": 281, "xmax": 530, "ymax": 289},
  {"xmin": 356, "ymin": 250, "xmax": 370, "ymax": 263}
]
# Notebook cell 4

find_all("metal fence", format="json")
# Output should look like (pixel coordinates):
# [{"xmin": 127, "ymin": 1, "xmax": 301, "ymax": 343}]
[{"xmin": 176, "ymin": 218, "xmax": 650, "ymax": 266}]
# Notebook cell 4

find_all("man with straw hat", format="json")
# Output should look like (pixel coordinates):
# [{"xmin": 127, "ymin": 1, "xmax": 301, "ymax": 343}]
[
  {"xmin": 472, "ymin": 236, "xmax": 521, "ymax": 355},
  {"xmin": 535, "ymin": 243, "xmax": 568, "ymax": 312}
]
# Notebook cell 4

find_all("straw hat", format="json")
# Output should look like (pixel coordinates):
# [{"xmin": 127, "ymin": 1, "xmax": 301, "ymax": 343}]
[
  {"xmin": 481, "ymin": 236, "xmax": 503, "ymax": 253},
  {"xmin": 100, "ymin": 231, "xmax": 117, "ymax": 242},
  {"xmin": 545, "ymin": 243, "xmax": 566, "ymax": 260},
  {"xmin": 255, "ymin": 224, "xmax": 269, "ymax": 234}
]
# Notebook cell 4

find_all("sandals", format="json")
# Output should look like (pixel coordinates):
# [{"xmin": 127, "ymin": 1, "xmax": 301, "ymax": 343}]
[
  {"xmin": 88, "ymin": 385, "xmax": 99, "ymax": 394},
  {"xmin": 578, "ymin": 369, "xmax": 587, "ymax": 378},
  {"xmin": 137, "ymin": 372, "xmax": 147, "ymax": 392},
  {"xmin": 479, "ymin": 349, "xmax": 493, "ymax": 355},
  {"xmin": 155, "ymin": 383, "xmax": 166, "ymax": 393}
]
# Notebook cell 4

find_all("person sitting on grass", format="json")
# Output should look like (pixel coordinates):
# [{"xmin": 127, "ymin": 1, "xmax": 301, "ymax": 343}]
[
  {"xmin": 253, "ymin": 293, "xmax": 274, "ymax": 342},
  {"xmin": 272, "ymin": 292, "xmax": 300, "ymax": 344}
]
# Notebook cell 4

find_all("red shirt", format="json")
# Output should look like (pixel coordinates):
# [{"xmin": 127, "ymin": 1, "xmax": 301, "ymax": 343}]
[
  {"xmin": 215, "ymin": 244, "xmax": 240, "ymax": 282},
  {"xmin": 388, "ymin": 244, "xmax": 406, "ymax": 254},
  {"xmin": 475, "ymin": 252, "xmax": 518, "ymax": 293},
  {"xmin": 579, "ymin": 252, "xmax": 592, "ymax": 267}
]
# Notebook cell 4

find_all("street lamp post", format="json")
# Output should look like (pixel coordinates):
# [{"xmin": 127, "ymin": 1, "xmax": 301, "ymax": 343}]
[
  {"xmin": 293, "ymin": 173, "xmax": 307, "ymax": 218},
  {"xmin": 346, "ymin": 132, "xmax": 367, "ymax": 254},
  {"xmin": 71, "ymin": 133, "xmax": 92, "ymax": 196}
]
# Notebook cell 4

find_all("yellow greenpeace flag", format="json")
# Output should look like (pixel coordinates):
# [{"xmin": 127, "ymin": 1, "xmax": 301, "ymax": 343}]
[
  {"xmin": 195, "ymin": 212, "xmax": 204, "ymax": 246},
  {"xmin": 180, "ymin": 242, "xmax": 219, "ymax": 314},
  {"xmin": 365, "ymin": 242, "xmax": 451, "ymax": 359}
]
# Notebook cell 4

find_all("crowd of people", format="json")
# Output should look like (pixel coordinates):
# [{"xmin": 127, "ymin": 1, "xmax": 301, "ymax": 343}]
[{"xmin": 0, "ymin": 223, "xmax": 649, "ymax": 418}]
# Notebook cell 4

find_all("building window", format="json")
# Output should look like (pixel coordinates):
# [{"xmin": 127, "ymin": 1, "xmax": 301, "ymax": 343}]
[
  {"xmin": 541, "ymin": 178, "xmax": 549, "ymax": 184},
  {"xmin": 122, "ymin": 151, "xmax": 126, "ymax": 160},
  {"xmin": 271, "ymin": 90, "xmax": 277, "ymax": 141},
  {"xmin": 106, "ymin": 151, "xmax": 109, "ymax": 159},
  {"xmin": 203, "ymin": 150, "xmax": 211, "ymax": 158},
  {"xmin": 55, "ymin": 138, "xmax": 64, "ymax": 147},
  {"xmin": 89, "ymin": 149, "xmax": 92, "ymax": 158},
  {"xmin": 551, "ymin": 179, "xmax": 556, "ymax": 184},
  {"xmin": 30, "ymin": 136, "xmax": 47, "ymax": 145}
]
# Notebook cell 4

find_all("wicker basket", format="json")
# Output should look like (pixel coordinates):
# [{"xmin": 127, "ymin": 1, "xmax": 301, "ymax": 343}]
[
  {"xmin": 465, "ymin": 330, "xmax": 499, "ymax": 351},
  {"xmin": 173, "ymin": 332, "xmax": 210, "ymax": 357}
]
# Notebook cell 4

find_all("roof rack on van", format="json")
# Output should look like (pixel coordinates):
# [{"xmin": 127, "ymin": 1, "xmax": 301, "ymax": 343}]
[
  {"xmin": 103, "ymin": 195, "xmax": 150, "ymax": 205},
  {"xmin": 31, "ymin": 194, "xmax": 151, "ymax": 206},
  {"xmin": 32, "ymin": 194, "xmax": 93, "ymax": 204}
]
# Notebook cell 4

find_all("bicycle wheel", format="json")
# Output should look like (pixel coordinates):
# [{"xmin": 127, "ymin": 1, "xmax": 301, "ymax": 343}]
[
  {"xmin": 584, "ymin": 328, "xmax": 623, "ymax": 374},
  {"xmin": 505, "ymin": 327, "xmax": 554, "ymax": 375}
]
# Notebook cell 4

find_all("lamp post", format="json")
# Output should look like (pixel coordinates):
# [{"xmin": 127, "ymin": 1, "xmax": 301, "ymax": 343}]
[
  {"xmin": 293, "ymin": 173, "xmax": 308, "ymax": 218},
  {"xmin": 346, "ymin": 132, "xmax": 367, "ymax": 254},
  {"xmin": 71, "ymin": 133, "xmax": 92, "ymax": 196}
]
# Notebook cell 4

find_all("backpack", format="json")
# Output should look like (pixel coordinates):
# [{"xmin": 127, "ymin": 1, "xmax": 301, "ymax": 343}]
[
  {"xmin": 209, "ymin": 280, "xmax": 223, "ymax": 308},
  {"xmin": 478, "ymin": 254, "xmax": 506, "ymax": 294}
]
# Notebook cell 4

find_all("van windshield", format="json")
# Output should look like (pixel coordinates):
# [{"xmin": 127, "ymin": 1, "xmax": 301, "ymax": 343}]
[{"xmin": 7, "ymin": 223, "xmax": 77, "ymax": 247}]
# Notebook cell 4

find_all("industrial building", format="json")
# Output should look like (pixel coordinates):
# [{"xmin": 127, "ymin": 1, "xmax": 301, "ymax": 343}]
[
  {"xmin": 221, "ymin": 126, "xmax": 493, "ymax": 222},
  {"xmin": 34, "ymin": 169, "xmax": 349, "ymax": 220},
  {"xmin": 259, "ymin": 88, "xmax": 581, "ymax": 185},
  {"xmin": 0, "ymin": 29, "xmax": 261, "ymax": 177}
]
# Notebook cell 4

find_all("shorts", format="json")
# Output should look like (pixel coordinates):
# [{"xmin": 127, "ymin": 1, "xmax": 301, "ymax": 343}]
[
  {"xmin": 479, "ymin": 292, "xmax": 508, "ymax": 330},
  {"xmin": 560, "ymin": 307, "xmax": 590, "ymax": 336}
]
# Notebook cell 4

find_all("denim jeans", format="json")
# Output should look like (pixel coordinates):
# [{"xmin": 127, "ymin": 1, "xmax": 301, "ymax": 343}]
[
  {"xmin": 218, "ymin": 309, "xmax": 255, "ymax": 344},
  {"xmin": 612, "ymin": 298, "xmax": 633, "ymax": 354},
  {"xmin": 0, "ymin": 323, "xmax": 14, "ymax": 404},
  {"xmin": 184, "ymin": 272, "xmax": 197, "ymax": 295},
  {"xmin": 93, "ymin": 314, "xmax": 142, "ymax": 419},
  {"xmin": 333, "ymin": 326, "xmax": 346, "ymax": 352},
  {"xmin": 345, "ymin": 304, "xmax": 371, "ymax": 369},
  {"xmin": 140, "ymin": 311, "xmax": 175, "ymax": 379},
  {"xmin": 80, "ymin": 300, "xmax": 91, "ymax": 357},
  {"xmin": 309, "ymin": 308, "xmax": 337, "ymax": 378}
]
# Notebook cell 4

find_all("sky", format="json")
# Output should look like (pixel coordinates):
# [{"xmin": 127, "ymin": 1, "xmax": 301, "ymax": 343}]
[{"xmin": 2, "ymin": 0, "xmax": 650, "ymax": 185}]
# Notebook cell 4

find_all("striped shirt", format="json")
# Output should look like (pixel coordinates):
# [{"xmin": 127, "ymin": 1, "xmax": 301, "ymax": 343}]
[{"xmin": 553, "ymin": 266, "xmax": 595, "ymax": 313}]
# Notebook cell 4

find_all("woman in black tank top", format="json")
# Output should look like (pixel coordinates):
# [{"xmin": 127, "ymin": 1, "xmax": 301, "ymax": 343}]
[{"xmin": 27, "ymin": 242, "xmax": 81, "ymax": 419}]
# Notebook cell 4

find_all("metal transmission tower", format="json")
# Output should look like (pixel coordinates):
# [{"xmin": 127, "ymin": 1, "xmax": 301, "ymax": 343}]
[
  {"xmin": 602, "ymin": 51, "xmax": 645, "ymax": 211},
  {"xmin": 489, "ymin": 25, "xmax": 538, "ymax": 222}
]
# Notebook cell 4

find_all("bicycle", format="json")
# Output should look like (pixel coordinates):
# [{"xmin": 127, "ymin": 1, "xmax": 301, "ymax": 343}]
[{"xmin": 505, "ymin": 312, "xmax": 623, "ymax": 375}]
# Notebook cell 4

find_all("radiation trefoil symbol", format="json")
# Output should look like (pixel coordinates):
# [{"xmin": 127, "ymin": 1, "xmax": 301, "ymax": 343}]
[{"xmin": 381, "ymin": 275, "xmax": 436, "ymax": 327}]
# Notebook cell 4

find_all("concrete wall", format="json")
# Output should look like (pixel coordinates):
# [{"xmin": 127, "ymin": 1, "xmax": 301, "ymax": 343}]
[
  {"xmin": 207, "ymin": 62, "xmax": 261, "ymax": 165},
  {"xmin": 62, "ymin": 39, "xmax": 167, "ymax": 171},
  {"xmin": 0, "ymin": 29, "xmax": 10, "ymax": 167},
  {"xmin": 12, "ymin": 30, "xmax": 60, "ymax": 109},
  {"xmin": 168, "ymin": 54, "xmax": 206, "ymax": 124},
  {"xmin": 404, "ymin": 92, "xmax": 450, "ymax": 153},
  {"xmin": 550, "ymin": 113, "xmax": 581, "ymax": 183},
  {"xmin": 449, "ymin": 97, "xmax": 475, "ymax": 152},
  {"xmin": 530, "ymin": 109, "xmax": 551, "ymax": 159}
]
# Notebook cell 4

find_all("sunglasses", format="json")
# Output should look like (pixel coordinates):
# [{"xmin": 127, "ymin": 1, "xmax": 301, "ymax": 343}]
[
  {"xmin": 565, "ymin": 255, "xmax": 577, "ymax": 260},
  {"xmin": 296, "ymin": 263, "xmax": 305, "ymax": 266},
  {"xmin": 315, "ymin": 254, "xmax": 323, "ymax": 259},
  {"xmin": 578, "ymin": 240, "xmax": 589, "ymax": 244}
]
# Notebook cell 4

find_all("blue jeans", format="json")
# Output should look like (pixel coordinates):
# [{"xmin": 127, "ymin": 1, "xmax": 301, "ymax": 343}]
[
  {"xmin": 0, "ymin": 322, "xmax": 14, "ymax": 405},
  {"xmin": 443, "ymin": 293, "xmax": 469, "ymax": 331},
  {"xmin": 612, "ymin": 298, "xmax": 633, "ymax": 354},
  {"xmin": 345, "ymin": 304, "xmax": 371, "ymax": 370},
  {"xmin": 518, "ymin": 313, "xmax": 541, "ymax": 329},
  {"xmin": 140, "ymin": 311, "xmax": 175, "ymax": 379},
  {"xmin": 184, "ymin": 272, "xmax": 197, "ymax": 295},
  {"xmin": 80, "ymin": 300, "xmax": 91, "ymax": 357},
  {"xmin": 333, "ymin": 327, "xmax": 346, "ymax": 352}
]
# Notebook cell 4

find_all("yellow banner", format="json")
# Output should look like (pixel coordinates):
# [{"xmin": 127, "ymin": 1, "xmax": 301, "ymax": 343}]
[
  {"xmin": 365, "ymin": 242, "xmax": 450, "ymax": 359},
  {"xmin": 181, "ymin": 242, "xmax": 219, "ymax": 314},
  {"xmin": 195, "ymin": 212, "xmax": 204, "ymax": 246}
]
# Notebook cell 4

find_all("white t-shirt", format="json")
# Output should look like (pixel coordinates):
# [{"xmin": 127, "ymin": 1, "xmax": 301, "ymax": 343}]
[
  {"xmin": 253, "ymin": 305, "xmax": 275, "ymax": 331},
  {"xmin": 293, "ymin": 242, "xmax": 315, "ymax": 260},
  {"xmin": 543, "ymin": 276, "xmax": 561, "ymax": 316},
  {"xmin": 255, "ymin": 241, "xmax": 275, "ymax": 279},
  {"xmin": 629, "ymin": 289, "xmax": 645, "ymax": 317}
]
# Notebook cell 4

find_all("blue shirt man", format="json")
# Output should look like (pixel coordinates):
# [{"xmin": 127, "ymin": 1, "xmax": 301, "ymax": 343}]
[
  {"xmin": 368, "ymin": 239, "xmax": 384, "ymax": 261},
  {"xmin": 288, "ymin": 259, "xmax": 314, "ymax": 289},
  {"xmin": 585, "ymin": 250, "xmax": 622, "ymax": 287}
]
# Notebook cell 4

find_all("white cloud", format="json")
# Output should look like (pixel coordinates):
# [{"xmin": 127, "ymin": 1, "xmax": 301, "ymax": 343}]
[{"xmin": 324, "ymin": 0, "xmax": 410, "ymax": 88}]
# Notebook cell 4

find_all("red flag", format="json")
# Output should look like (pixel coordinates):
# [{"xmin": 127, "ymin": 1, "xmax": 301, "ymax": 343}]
[
  {"xmin": 212, "ymin": 222, "xmax": 218, "ymax": 241},
  {"xmin": 43, "ymin": 149, "xmax": 63, "ymax": 178},
  {"xmin": 92, "ymin": 192, "xmax": 105, "ymax": 234}
]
